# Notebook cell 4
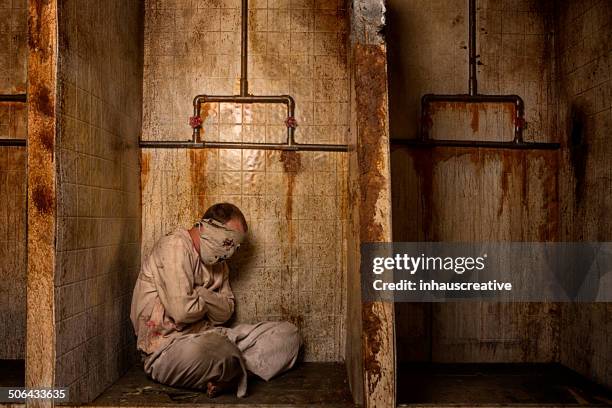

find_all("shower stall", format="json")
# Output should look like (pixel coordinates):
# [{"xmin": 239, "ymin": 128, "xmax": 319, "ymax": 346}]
[
  {"xmin": 17, "ymin": 0, "xmax": 394, "ymax": 406},
  {"xmin": 388, "ymin": 0, "xmax": 611, "ymax": 405}
]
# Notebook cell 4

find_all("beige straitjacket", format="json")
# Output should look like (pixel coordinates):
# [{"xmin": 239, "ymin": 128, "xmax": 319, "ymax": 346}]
[{"xmin": 130, "ymin": 230, "xmax": 302, "ymax": 397}]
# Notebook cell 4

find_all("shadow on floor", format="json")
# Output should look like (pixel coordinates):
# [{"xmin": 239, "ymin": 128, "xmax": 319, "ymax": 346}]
[
  {"xmin": 397, "ymin": 363, "xmax": 612, "ymax": 406},
  {"xmin": 93, "ymin": 362, "xmax": 354, "ymax": 406}
]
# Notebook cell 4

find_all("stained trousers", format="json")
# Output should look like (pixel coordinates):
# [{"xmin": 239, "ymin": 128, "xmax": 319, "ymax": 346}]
[{"xmin": 144, "ymin": 321, "xmax": 301, "ymax": 397}]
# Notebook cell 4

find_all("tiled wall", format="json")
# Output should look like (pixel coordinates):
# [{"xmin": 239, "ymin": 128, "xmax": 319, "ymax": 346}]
[
  {"xmin": 391, "ymin": 147, "xmax": 560, "ymax": 363},
  {"xmin": 477, "ymin": 0, "xmax": 557, "ymax": 142},
  {"xmin": 387, "ymin": 0, "xmax": 556, "ymax": 143},
  {"xmin": 0, "ymin": 0, "xmax": 27, "ymax": 360},
  {"xmin": 141, "ymin": 0, "xmax": 350, "ymax": 362},
  {"xmin": 388, "ymin": 0, "xmax": 611, "ymax": 381},
  {"xmin": 556, "ymin": 0, "xmax": 611, "ymax": 388},
  {"xmin": 0, "ymin": 0, "xmax": 27, "ymax": 94},
  {"xmin": 387, "ymin": 0, "xmax": 561, "ymax": 364},
  {"xmin": 55, "ymin": 0, "xmax": 143, "ymax": 402},
  {"xmin": 0, "ymin": 146, "xmax": 26, "ymax": 359},
  {"xmin": 386, "ymin": 0, "xmax": 468, "ymax": 140}
]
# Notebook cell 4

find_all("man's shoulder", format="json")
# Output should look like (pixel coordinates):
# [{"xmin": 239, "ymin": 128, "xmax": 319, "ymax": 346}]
[{"xmin": 155, "ymin": 229, "xmax": 192, "ymax": 251}]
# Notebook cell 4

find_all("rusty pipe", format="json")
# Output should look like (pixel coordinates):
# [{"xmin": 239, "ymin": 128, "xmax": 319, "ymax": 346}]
[
  {"xmin": 468, "ymin": 0, "xmax": 478, "ymax": 96},
  {"xmin": 391, "ymin": 139, "xmax": 559, "ymax": 150},
  {"xmin": 139, "ymin": 140, "xmax": 348, "ymax": 151},
  {"xmin": 240, "ymin": 0, "xmax": 249, "ymax": 96},
  {"xmin": 192, "ymin": 94, "xmax": 295, "ymax": 143},
  {"xmin": 0, "ymin": 94, "xmax": 27, "ymax": 102},
  {"xmin": 0, "ymin": 139, "xmax": 26, "ymax": 146}
]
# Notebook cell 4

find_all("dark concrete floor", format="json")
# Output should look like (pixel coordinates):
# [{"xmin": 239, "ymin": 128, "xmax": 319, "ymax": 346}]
[
  {"xmin": 397, "ymin": 363, "xmax": 612, "ymax": 406},
  {"xmin": 93, "ymin": 362, "xmax": 354, "ymax": 406},
  {"xmin": 0, "ymin": 359, "xmax": 25, "ymax": 387}
]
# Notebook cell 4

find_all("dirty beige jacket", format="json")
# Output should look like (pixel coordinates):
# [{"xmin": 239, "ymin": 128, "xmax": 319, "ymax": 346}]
[{"xmin": 130, "ymin": 229, "xmax": 235, "ymax": 355}]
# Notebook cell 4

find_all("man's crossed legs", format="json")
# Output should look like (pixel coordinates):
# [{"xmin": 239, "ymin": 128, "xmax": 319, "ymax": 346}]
[{"xmin": 144, "ymin": 321, "xmax": 301, "ymax": 397}]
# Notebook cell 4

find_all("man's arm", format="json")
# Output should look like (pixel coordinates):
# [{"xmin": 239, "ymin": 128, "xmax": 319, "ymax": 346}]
[
  {"xmin": 151, "ymin": 238, "xmax": 234, "ymax": 325},
  {"xmin": 195, "ymin": 262, "xmax": 235, "ymax": 325}
]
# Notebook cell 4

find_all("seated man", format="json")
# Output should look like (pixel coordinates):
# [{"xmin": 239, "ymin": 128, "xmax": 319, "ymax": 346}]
[{"xmin": 130, "ymin": 203, "xmax": 301, "ymax": 397}]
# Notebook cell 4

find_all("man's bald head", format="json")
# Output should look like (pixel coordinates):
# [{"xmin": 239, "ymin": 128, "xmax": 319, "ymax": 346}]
[{"xmin": 201, "ymin": 202, "xmax": 248, "ymax": 234}]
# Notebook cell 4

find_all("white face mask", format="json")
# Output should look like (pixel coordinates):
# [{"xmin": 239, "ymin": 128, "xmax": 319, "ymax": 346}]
[{"xmin": 195, "ymin": 218, "xmax": 245, "ymax": 265}]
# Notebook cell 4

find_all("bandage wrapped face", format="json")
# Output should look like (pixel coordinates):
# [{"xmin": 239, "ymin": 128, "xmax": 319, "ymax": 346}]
[{"xmin": 196, "ymin": 218, "xmax": 245, "ymax": 265}]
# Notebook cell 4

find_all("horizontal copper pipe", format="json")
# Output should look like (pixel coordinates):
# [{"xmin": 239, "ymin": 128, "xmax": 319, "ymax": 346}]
[
  {"xmin": 192, "ymin": 94, "xmax": 297, "ymax": 145},
  {"xmin": 392, "ymin": 139, "xmax": 560, "ymax": 150},
  {"xmin": 140, "ymin": 140, "xmax": 349, "ymax": 152},
  {"xmin": 0, "ymin": 94, "xmax": 27, "ymax": 102},
  {"xmin": 0, "ymin": 139, "xmax": 26, "ymax": 146},
  {"xmin": 193, "ymin": 94, "xmax": 295, "ymax": 106}
]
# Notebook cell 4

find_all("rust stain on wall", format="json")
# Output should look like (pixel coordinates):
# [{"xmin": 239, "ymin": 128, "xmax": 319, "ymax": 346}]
[
  {"xmin": 140, "ymin": 151, "xmax": 151, "ymax": 191},
  {"xmin": 503, "ymin": 103, "xmax": 518, "ymax": 129},
  {"xmin": 499, "ymin": 150, "xmax": 522, "ymax": 216},
  {"xmin": 32, "ymin": 184, "xmax": 55, "ymax": 214},
  {"xmin": 426, "ymin": 101, "xmax": 517, "ymax": 137},
  {"xmin": 497, "ymin": 149, "xmax": 560, "ymax": 240},
  {"xmin": 39, "ymin": 126, "xmax": 54, "ymax": 153},
  {"xmin": 280, "ymin": 151, "xmax": 302, "ymax": 225},
  {"xmin": 405, "ymin": 148, "xmax": 434, "ymax": 239},
  {"xmin": 33, "ymin": 83, "xmax": 53, "ymax": 118},
  {"xmin": 469, "ymin": 104, "xmax": 480, "ymax": 133},
  {"xmin": 500, "ymin": 150, "xmax": 530, "ymax": 215},
  {"xmin": 280, "ymin": 303, "xmax": 304, "ymax": 331},
  {"xmin": 189, "ymin": 149, "xmax": 208, "ymax": 209},
  {"xmin": 531, "ymin": 150, "xmax": 559, "ymax": 241},
  {"xmin": 201, "ymin": 103, "xmax": 214, "ymax": 124},
  {"xmin": 404, "ymin": 147, "xmax": 461, "ymax": 240}
]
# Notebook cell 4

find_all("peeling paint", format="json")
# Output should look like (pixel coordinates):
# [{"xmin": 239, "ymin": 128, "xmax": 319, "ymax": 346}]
[
  {"xmin": 362, "ymin": 302, "xmax": 383, "ymax": 394},
  {"xmin": 353, "ymin": 41, "xmax": 395, "ymax": 407},
  {"xmin": 26, "ymin": 0, "xmax": 58, "ymax": 395},
  {"xmin": 354, "ymin": 44, "xmax": 388, "ymax": 243}
]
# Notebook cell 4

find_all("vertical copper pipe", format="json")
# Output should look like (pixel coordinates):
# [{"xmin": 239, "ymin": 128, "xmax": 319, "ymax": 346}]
[
  {"xmin": 287, "ymin": 95, "xmax": 295, "ymax": 147},
  {"xmin": 240, "ymin": 0, "xmax": 249, "ymax": 96},
  {"xmin": 468, "ymin": 0, "xmax": 478, "ymax": 96},
  {"xmin": 192, "ymin": 97, "xmax": 200, "ymax": 142}
]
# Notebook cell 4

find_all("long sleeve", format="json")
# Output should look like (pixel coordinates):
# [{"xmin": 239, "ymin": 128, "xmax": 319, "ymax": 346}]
[
  {"xmin": 195, "ymin": 263, "xmax": 235, "ymax": 325},
  {"xmin": 151, "ymin": 238, "xmax": 234, "ymax": 325},
  {"xmin": 151, "ymin": 239, "xmax": 209, "ymax": 324}
]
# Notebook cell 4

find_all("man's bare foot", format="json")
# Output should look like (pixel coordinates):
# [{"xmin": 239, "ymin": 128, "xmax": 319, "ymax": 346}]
[
  {"xmin": 206, "ymin": 381, "xmax": 221, "ymax": 398},
  {"xmin": 207, "ymin": 381, "xmax": 233, "ymax": 398}
]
